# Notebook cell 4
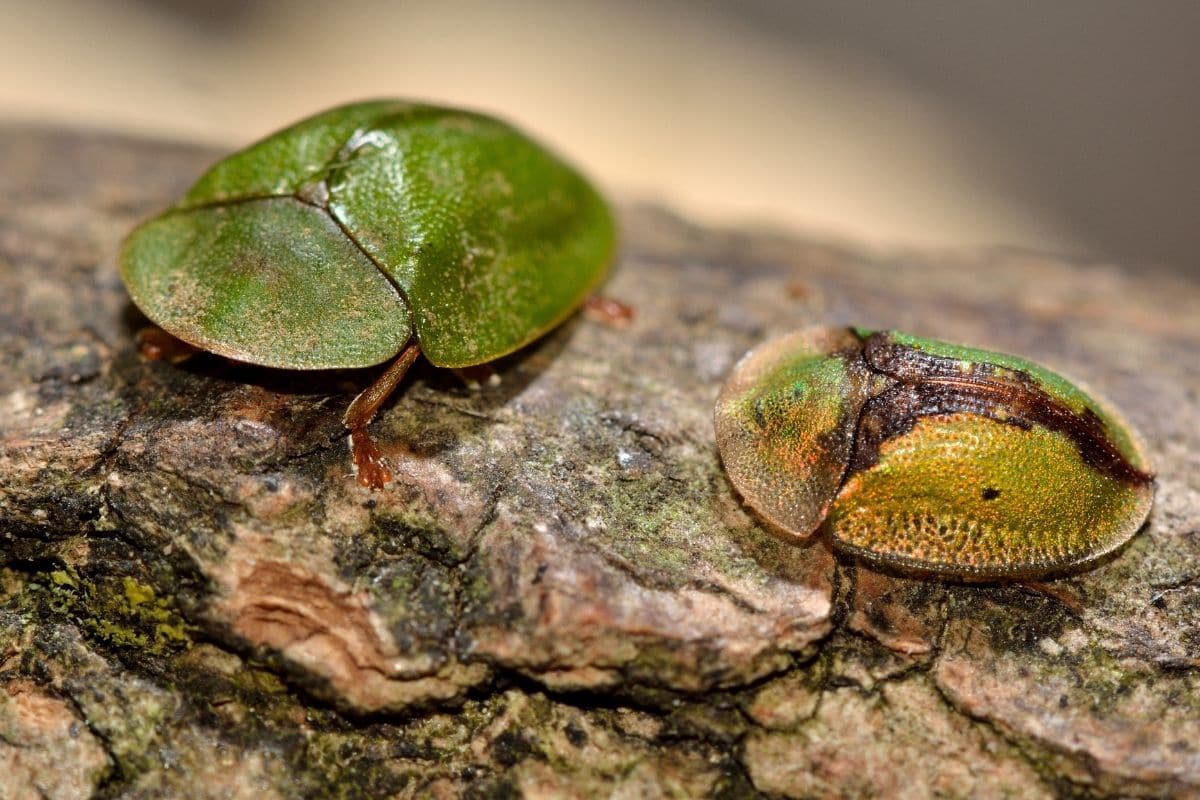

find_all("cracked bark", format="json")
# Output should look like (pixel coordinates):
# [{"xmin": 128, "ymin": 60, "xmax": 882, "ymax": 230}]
[{"xmin": 1, "ymin": 125, "xmax": 1199, "ymax": 799}]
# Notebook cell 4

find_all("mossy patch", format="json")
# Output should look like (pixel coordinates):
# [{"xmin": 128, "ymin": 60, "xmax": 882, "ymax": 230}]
[{"xmin": 37, "ymin": 566, "xmax": 193, "ymax": 656}]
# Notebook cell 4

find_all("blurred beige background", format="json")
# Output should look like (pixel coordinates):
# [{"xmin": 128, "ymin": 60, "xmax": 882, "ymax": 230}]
[{"xmin": 2, "ymin": 0, "xmax": 1196, "ymax": 275}]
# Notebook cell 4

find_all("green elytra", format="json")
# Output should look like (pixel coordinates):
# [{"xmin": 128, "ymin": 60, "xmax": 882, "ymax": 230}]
[
  {"xmin": 120, "ymin": 100, "xmax": 615, "ymax": 487},
  {"xmin": 714, "ymin": 327, "xmax": 1155, "ymax": 579}
]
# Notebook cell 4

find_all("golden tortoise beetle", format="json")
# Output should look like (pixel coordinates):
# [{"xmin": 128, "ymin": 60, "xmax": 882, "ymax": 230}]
[
  {"xmin": 119, "ymin": 100, "xmax": 617, "ymax": 489},
  {"xmin": 714, "ymin": 327, "xmax": 1155, "ymax": 579}
]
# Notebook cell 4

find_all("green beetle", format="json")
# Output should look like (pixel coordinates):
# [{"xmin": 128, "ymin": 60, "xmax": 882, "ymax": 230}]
[
  {"xmin": 714, "ymin": 327, "xmax": 1155, "ymax": 579},
  {"xmin": 120, "ymin": 100, "xmax": 616, "ymax": 488}
]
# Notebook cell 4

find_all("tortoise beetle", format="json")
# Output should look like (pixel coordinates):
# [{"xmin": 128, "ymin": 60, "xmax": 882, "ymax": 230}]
[
  {"xmin": 714, "ymin": 327, "xmax": 1155, "ymax": 579},
  {"xmin": 120, "ymin": 100, "xmax": 616, "ymax": 488}
]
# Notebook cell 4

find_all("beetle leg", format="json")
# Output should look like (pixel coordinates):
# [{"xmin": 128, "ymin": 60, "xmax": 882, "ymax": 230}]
[
  {"xmin": 452, "ymin": 364, "xmax": 500, "ymax": 390},
  {"xmin": 1017, "ymin": 580, "xmax": 1084, "ymax": 613},
  {"xmin": 136, "ymin": 326, "xmax": 199, "ymax": 364},
  {"xmin": 583, "ymin": 295, "xmax": 635, "ymax": 327},
  {"xmin": 344, "ymin": 343, "xmax": 421, "ymax": 490}
]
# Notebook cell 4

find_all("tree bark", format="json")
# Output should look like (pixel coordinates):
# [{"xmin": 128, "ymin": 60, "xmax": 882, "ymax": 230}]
[{"xmin": 1, "ymin": 125, "xmax": 1198, "ymax": 799}]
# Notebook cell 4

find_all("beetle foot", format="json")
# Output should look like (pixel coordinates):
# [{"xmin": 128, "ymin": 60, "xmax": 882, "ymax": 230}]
[
  {"xmin": 136, "ymin": 327, "xmax": 198, "ymax": 364},
  {"xmin": 453, "ymin": 364, "xmax": 501, "ymax": 390},
  {"xmin": 350, "ymin": 429, "xmax": 392, "ymax": 490},
  {"xmin": 583, "ymin": 295, "xmax": 635, "ymax": 327}
]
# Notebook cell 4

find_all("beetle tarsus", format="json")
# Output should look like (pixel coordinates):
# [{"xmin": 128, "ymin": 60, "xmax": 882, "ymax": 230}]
[
  {"xmin": 350, "ymin": 428, "xmax": 392, "ymax": 489},
  {"xmin": 583, "ymin": 295, "xmax": 634, "ymax": 327},
  {"xmin": 453, "ymin": 364, "xmax": 500, "ymax": 390}
]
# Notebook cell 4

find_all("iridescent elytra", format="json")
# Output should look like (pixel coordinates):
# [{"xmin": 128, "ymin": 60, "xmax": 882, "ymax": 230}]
[
  {"xmin": 714, "ymin": 327, "xmax": 1155, "ymax": 579},
  {"xmin": 119, "ymin": 100, "xmax": 616, "ymax": 488}
]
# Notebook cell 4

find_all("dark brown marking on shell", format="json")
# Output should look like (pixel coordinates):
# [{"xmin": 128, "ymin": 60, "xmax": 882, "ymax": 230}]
[{"xmin": 847, "ymin": 332, "xmax": 1153, "ymax": 486}]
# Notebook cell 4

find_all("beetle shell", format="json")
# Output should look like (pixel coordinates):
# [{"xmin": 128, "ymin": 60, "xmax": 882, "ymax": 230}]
[
  {"xmin": 714, "ymin": 327, "xmax": 1155, "ymax": 579},
  {"xmin": 120, "ymin": 100, "xmax": 615, "ymax": 370}
]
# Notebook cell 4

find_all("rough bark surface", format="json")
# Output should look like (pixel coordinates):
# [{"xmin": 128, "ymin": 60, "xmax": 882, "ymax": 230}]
[{"xmin": 1, "ymin": 126, "xmax": 1198, "ymax": 799}]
